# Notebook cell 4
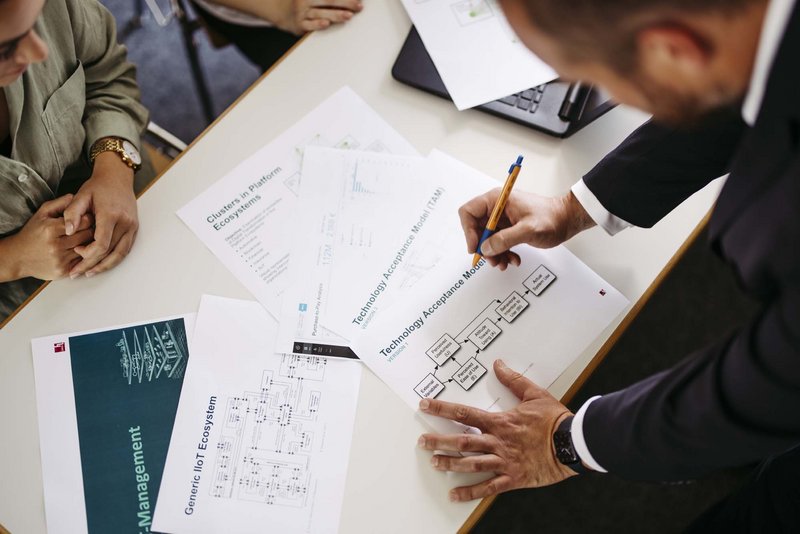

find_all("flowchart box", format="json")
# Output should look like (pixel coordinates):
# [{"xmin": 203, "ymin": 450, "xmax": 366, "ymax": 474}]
[
  {"xmin": 468, "ymin": 318, "xmax": 502, "ymax": 350},
  {"xmin": 497, "ymin": 291, "xmax": 528, "ymax": 323},
  {"xmin": 414, "ymin": 374, "xmax": 445, "ymax": 399},
  {"xmin": 524, "ymin": 265, "xmax": 556, "ymax": 296},
  {"xmin": 453, "ymin": 358, "xmax": 487, "ymax": 391},
  {"xmin": 426, "ymin": 334, "xmax": 461, "ymax": 366}
]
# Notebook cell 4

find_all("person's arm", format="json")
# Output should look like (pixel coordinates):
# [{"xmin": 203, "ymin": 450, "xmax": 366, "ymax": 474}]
[
  {"xmin": 209, "ymin": 0, "xmax": 364, "ymax": 35},
  {"xmin": 458, "ymin": 189, "xmax": 595, "ymax": 270},
  {"xmin": 457, "ymin": 111, "xmax": 747, "ymax": 267},
  {"xmin": 581, "ymin": 110, "xmax": 747, "ymax": 229},
  {"xmin": 581, "ymin": 282, "xmax": 800, "ymax": 480},
  {"xmin": 68, "ymin": 0, "xmax": 148, "ymax": 158},
  {"xmin": 62, "ymin": 0, "xmax": 148, "ymax": 278}
]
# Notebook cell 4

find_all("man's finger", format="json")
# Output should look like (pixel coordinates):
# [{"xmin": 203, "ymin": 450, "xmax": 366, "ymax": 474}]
[
  {"xmin": 418, "ymin": 432, "xmax": 498, "ymax": 453},
  {"xmin": 419, "ymin": 398, "xmax": 491, "ymax": 429},
  {"xmin": 300, "ymin": 18, "xmax": 330, "ymax": 31},
  {"xmin": 70, "ymin": 220, "xmax": 128, "ymax": 278},
  {"xmin": 63, "ymin": 228, "xmax": 94, "ymax": 250},
  {"xmin": 306, "ymin": 7, "xmax": 354, "ymax": 23},
  {"xmin": 459, "ymin": 190, "xmax": 499, "ymax": 253},
  {"xmin": 39, "ymin": 194, "xmax": 74, "ymax": 219},
  {"xmin": 77, "ymin": 213, "xmax": 94, "ymax": 231},
  {"xmin": 310, "ymin": 0, "xmax": 362, "ymax": 11},
  {"xmin": 480, "ymin": 223, "xmax": 530, "ymax": 257},
  {"xmin": 68, "ymin": 253, "xmax": 104, "ymax": 279},
  {"xmin": 431, "ymin": 453, "xmax": 504, "ymax": 474},
  {"xmin": 62, "ymin": 193, "xmax": 92, "ymax": 235},
  {"xmin": 493, "ymin": 360, "xmax": 539, "ymax": 400},
  {"xmin": 78, "ymin": 213, "xmax": 116, "ymax": 260},
  {"xmin": 85, "ymin": 232, "xmax": 136, "ymax": 277},
  {"xmin": 449, "ymin": 475, "xmax": 514, "ymax": 502}
]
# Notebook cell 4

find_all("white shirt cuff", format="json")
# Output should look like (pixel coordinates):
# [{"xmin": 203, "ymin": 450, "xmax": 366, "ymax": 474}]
[
  {"xmin": 571, "ymin": 179, "xmax": 633, "ymax": 236},
  {"xmin": 571, "ymin": 395, "xmax": 608, "ymax": 473}
]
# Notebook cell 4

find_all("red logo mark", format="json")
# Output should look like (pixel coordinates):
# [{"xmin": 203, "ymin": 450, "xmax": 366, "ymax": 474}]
[{"xmin": 54, "ymin": 342, "xmax": 66, "ymax": 353}]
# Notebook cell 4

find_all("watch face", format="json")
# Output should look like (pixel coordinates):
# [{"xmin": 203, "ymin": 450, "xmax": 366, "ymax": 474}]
[{"xmin": 122, "ymin": 140, "xmax": 142, "ymax": 165}]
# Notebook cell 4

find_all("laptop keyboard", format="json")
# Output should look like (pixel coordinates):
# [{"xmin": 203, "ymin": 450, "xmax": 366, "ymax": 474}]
[{"xmin": 498, "ymin": 84, "xmax": 547, "ymax": 113}]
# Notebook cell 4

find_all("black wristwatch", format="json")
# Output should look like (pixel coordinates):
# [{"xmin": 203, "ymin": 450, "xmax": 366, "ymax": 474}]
[{"xmin": 553, "ymin": 415, "xmax": 589, "ymax": 474}]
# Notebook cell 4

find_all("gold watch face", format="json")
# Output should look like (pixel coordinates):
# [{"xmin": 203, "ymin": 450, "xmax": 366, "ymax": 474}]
[{"xmin": 121, "ymin": 140, "xmax": 142, "ymax": 166}]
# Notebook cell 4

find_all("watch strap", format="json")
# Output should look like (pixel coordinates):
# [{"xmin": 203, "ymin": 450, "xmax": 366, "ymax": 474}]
[
  {"xmin": 554, "ymin": 415, "xmax": 589, "ymax": 474},
  {"xmin": 89, "ymin": 138, "xmax": 140, "ymax": 171}
]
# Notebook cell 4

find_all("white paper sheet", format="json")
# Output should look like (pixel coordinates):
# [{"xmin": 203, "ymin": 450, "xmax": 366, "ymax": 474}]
[
  {"xmin": 321, "ymin": 150, "xmax": 498, "ymax": 341},
  {"xmin": 275, "ymin": 148, "xmax": 436, "ymax": 355},
  {"xmin": 276, "ymin": 149, "xmax": 499, "ymax": 355},
  {"xmin": 351, "ymin": 246, "xmax": 629, "ymax": 435},
  {"xmin": 402, "ymin": 0, "xmax": 556, "ymax": 110},
  {"xmin": 32, "ymin": 314, "xmax": 196, "ymax": 534},
  {"xmin": 153, "ymin": 296, "xmax": 362, "ymax": 534},
  {"xmin": 177, "ymin": 87, "xmax": 418, "ymax": 318}
]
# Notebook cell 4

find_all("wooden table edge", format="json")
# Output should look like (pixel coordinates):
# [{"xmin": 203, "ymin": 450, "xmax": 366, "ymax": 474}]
[
  {"xmin": 457, "ymin": 210, "xmax": 713, "ymax": 534},
  {"xmin": 0, "ymin": 35, "xmax": 308, "ymax": 332}
]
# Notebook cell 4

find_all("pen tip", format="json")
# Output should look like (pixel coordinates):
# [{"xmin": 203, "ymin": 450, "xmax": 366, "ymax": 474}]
[{"xmin": 516, "ymin": 155, "xmax": 523, "ymax": 165}]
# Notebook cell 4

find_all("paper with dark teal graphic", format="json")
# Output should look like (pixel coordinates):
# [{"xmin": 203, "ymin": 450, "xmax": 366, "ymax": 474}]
[{"xmin": 68, "ymin": 318, "xmax": 189, "ymax": 534}]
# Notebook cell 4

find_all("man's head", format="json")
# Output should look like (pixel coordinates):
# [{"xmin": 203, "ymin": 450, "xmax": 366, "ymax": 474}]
[
  {"xmin": 0, "ymin": 0, "xmax": 48, "ymax": 87},
  {"xmin": 500, "ymin": 0, "xmax": 768, "ymax": 124}
]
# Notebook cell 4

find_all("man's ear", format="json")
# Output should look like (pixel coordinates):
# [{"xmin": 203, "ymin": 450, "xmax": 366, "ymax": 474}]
[{"xmin": 636, "ymin": 23, "xmax": 712, "ymax": 83}]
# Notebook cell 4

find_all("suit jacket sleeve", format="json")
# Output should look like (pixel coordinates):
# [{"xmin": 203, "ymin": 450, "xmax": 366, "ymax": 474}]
[
  {"xmin": 582, "ymin": 280, "xmax": 800, "ymax": 480},
  {"xmin": 583, "ymin": 110, "xmax": 746, "ymax": 228}
]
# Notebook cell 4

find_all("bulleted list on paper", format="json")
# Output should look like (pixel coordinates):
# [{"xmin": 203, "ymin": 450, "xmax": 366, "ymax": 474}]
[{"xmin": 178, "ymin": 87, "xmax": 418, "ymax": 318}]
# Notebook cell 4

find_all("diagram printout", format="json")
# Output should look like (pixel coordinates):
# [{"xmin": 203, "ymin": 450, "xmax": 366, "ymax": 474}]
[
  {"xmin": 32, "ymin": 314, "xmax": 195, "ymax": 534},
  {"xmin": 275, "ymin": 148, "xmax": 434, "ymax": 356},
  {"xmin": 277, "ymin": 149, "xmax": 500, "ymax": 357},
  {"xmin": 351, "ymin": 246, "xmax": 629, "ymax": 435},
  {"xmin": 177, "ymin": 87, "xmax": 417, "ymax": 319},
  {"xmin": 153, "ymin": 296, "xmax": 361, "ymax": 534},
  {"xmin": 320, "ymin": 150, "xmax": 499, "ymax": 342},
  {"xmin": 401, "ymin": 0, "xmax": 556, "ymax": 109}
]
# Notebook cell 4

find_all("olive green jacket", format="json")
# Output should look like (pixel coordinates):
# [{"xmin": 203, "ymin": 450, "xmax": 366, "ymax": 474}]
[{"xmin": 0, "ymin": 0, "xmax": 150, "ymax": 323}]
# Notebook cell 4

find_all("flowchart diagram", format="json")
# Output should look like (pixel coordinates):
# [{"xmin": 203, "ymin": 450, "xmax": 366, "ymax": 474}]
[
  {"xmin": 209, "ymin": 354, "xmax": 326, "ymax": 508},
  {"xmin": 414, "ymin": 264, "xmax": 556, "ymax": 399}
]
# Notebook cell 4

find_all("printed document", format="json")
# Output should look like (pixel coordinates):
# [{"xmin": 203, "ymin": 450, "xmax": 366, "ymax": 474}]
[
  {"xmin": 321, "ymin": 150, "xmax": 499, "ymax": 340},
  {"xmin": 402, "ymin": 0, "xmax": 556, "ymax": 109},
  {"xmin": 178, "ymin": 87, "xmax": 417, "ymax": 318},
  {"xmin": 276, "ymin": 149, "xmax": 498, "ymax": 355},
  {"xmin": 153, "ymin": 296, "xmax": 361, "ymax": 534},
  {"xmin": 275, "ymin": 148, "xmax": 440, "ymax": 356},
  {"xmin": 351, "ymin": 247, "xmax": 629, "ymax": 435},
  {"xmin": 32, "ymin": 314, "xmax": 195, "ymax": 534}
]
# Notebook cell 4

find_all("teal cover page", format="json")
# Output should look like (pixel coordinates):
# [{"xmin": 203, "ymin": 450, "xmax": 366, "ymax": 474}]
[{"xmin": 68, "ymin": 318, "xmax": 189, "ymax": 534}]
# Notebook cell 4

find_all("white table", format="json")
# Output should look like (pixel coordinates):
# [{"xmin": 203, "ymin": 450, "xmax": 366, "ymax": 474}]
[{"xmin": 0, "ymin": 1, "xmax": 722, "ymax": 532}]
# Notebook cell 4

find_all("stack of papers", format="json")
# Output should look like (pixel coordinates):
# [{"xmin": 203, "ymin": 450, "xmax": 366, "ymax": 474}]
[
  {"xmin": 31, "ymin": 87, "xmax": 626, "ymax": 533},
  {"xmin": 400, "ymin": 0, "xmax": 557, "ymax": 109}
]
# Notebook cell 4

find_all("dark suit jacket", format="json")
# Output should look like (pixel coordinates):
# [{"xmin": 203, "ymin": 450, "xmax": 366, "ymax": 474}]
[{"xmin": 580, "ymin": 3, "xmax": 800, "ymax": 480}]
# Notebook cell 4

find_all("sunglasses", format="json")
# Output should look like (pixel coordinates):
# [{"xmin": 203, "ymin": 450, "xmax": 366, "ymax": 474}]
[{"xmin": 0, "ymin": 29, "xmax": 31, "ymax": 62}]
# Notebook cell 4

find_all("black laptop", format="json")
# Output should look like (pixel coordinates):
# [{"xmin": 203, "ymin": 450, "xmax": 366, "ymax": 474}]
[{"xmin": 392, "ymin": 27, "xmax": 616, "ymax": 138}]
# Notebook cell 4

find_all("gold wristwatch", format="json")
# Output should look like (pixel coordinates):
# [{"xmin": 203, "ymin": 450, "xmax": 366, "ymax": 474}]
[{"xmin": 89, "ymin": 137, "xmax": 142, "ymax": 171}]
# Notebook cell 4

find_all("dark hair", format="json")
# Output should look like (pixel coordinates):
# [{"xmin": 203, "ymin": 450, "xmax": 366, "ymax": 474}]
[{"xmin": 516, "ymin": 0, "xmax": 760, "ymax": 72}]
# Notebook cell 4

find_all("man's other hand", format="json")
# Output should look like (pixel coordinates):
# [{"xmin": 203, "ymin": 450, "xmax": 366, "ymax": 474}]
[
  {"xmin": 458, "ymin": 190, "xmax": 595, "ymax": 270},
  {"xmin": 63, "ymin": 151, "xmax": 138, "ymax": 279},
  {"xmin": 417, "ymin": 360, "xmax": 577, "ymax": 502}
]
